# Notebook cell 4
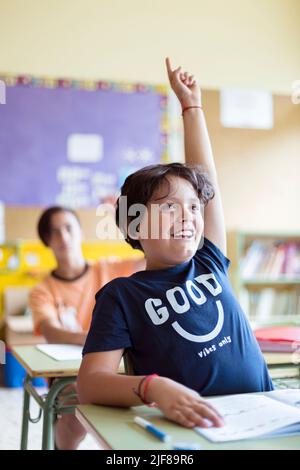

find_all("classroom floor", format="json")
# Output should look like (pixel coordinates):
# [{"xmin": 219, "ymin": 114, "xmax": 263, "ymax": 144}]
[{"xmin": 0, "ymin": 386, "xmax": 99, "ymax": 450}]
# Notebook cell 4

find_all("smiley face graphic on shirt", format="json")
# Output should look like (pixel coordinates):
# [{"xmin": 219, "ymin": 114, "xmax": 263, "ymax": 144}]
[{"xmin": 144, "ymin": 273, "xmax": 224, "ymax": 343}]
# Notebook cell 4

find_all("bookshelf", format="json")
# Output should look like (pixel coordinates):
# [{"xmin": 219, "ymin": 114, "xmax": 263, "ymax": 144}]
[{"xmin": 228, "ymin": 231, "xmax": 300, "ymax": 328}]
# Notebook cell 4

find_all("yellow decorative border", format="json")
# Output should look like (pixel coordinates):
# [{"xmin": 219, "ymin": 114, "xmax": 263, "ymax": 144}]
[{"xmin": 0, "ymin": 72, "xmax": 169, "ymax": 160}]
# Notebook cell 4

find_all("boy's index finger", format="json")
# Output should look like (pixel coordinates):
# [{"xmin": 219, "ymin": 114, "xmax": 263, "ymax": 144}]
[{"xmin": 165, "ymin": 57, "xmax": 173, "ymax": 79}]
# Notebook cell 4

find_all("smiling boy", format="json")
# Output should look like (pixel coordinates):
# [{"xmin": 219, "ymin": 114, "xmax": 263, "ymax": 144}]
[{"xmin": 77, "ymin": 59, "xmax": 273, "ymax": 429}]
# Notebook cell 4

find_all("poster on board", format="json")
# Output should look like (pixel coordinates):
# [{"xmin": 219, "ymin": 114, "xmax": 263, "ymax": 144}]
[{"xmin": 0, "ymin": 75, "xmax": 168, "ymax": 208}]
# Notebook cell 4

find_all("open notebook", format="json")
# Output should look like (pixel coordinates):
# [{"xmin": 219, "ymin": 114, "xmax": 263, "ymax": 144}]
[
  {"xmin": 36, "ymin": 344, "xmax": 83, "ymax": 361},
  {"xmin": 195, "ymin": 390, "xmax": 300, "ymax": 442}
]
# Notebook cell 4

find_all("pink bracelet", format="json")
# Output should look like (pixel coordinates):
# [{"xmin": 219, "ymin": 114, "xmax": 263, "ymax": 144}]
[
  {"xmin": 133, "ymin": 374, "xmax": 159, "ymax": 407},
  {"xmin": 143, "ymin": 374, "xmax": 159, "ymax": 406},
  {"xmin": 182, "ymin": 105, "xmax": 203, "ymax": 116}
]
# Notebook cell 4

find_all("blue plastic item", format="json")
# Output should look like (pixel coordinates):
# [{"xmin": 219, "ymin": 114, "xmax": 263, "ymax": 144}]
[
  {"xmin": 172, "ymin": 442, "xmax": 202, "ymax": 450},
  {"xmin": 3, "ymin": 350, "xmax": 46, "ymax": 388}
]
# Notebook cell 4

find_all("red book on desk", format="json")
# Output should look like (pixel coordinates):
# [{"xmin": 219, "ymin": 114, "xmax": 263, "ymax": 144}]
[{"xmin": 255, "ymin": 326, "xmax": 300, "ymax": 352}]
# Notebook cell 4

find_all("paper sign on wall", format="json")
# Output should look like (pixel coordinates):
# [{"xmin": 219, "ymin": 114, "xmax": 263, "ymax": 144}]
[
  {"xmin": 67, "ymin": 134, "xmax": 103, "ymax": 163},
  {"xmin": 220, "ymin": 89, "xmax": 273, "ymax": 129}
]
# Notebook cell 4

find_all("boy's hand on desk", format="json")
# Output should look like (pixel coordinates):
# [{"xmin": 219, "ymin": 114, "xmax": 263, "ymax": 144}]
[
  {"xmin": 165, "ymin": 57, "xmax": 202, "ymax": 108},
  {"xmin": 147, "ymin": 376, "xmax": 224, "ymax": 428}
]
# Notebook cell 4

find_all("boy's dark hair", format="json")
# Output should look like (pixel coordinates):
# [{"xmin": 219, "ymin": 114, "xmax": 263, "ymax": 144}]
[
  {"xmin": 37, "ymin": 206, "xmax": 81, "ymax": 246},
  {"xmin": 115, "ymin": 162, "xmax": 215, "ymax": 251}
]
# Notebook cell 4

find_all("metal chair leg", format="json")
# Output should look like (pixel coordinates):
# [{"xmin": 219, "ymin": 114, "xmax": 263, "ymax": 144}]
[
  {"xmin": 20, "ymin": 374, "xmax": 31, "ymax": 450},
  {"xmin": 41, "ymin": 377, "xmax": 76, "ymax": 450}
]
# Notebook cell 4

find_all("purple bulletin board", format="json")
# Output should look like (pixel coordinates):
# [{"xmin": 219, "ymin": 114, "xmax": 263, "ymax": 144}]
[{"xmin": 0, "ymin": 75, "xmax": 168, "ymax": 207}]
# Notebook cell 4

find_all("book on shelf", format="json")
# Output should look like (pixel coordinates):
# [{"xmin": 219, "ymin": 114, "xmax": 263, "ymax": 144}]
[
  {"xmin": 256, "ymin": 341, "xmax": 298, "ymax": 353},
  {"xmin": 254, "ymin": 326, "xmax": 300, "ymax": 352},
  {"xmin": 254, "ymin": 288, "xmax": 275, "ymax": 323},
  {"xmin": 195, "ymin": 390, "xmax": 300, "ymax": 442},
  {"xmin": 242, "ymin": 288, "xmax": 300, "ymax": 322},
  {"xmin": 241, "ymin": 240, "xmax": 300, "ymax": 280},
  {"xmin": 241, "ymin": 241, "xmax": 264, "ymax": 278},
  {"xmin": 281, "ymin": 243, "xmax": 298, "ymax": 277}
]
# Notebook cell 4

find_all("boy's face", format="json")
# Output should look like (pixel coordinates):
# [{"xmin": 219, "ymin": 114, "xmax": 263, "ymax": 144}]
[
  {"xmin": 47, "ymin": 211, "xmax": 83, "ymax": 259},
  {"xmin": 138, "ymin": 176, "xmax": 204, "ymax": 269}
]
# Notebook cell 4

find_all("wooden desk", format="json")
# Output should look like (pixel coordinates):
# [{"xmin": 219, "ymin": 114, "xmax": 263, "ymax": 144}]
[
  {"xmin": 13, "ymin": 345, "xmax": 298, "ymax": 450},
  {"xmin": 76, "ymin": 399, "xmax": 300, "ymax": 450},
  {"xmin": 12, "ymin": 345, "xmax": 81, "ymax": 378},
  {"xmin": 12, "ymin": 345, "xmax": 82, "ymax": 450},
  {"xmin": 12, "ymin": 345, "xmax": 124, "ymax": 450}
]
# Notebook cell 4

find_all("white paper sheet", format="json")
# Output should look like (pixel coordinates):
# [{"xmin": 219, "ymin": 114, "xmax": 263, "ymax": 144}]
[
  {"xmin": 220, "ymin": 89, "xmax": 273, "ymax": 129},
  {"xmin": 67, "ymin": 133, "xmax": 103, "ymax": 163},
  {"xmin": 268, "ymin": 389, "xmax": 300, "ymax": 408},
  {"xmin": 195, "ymin": 393, "xmax": 300, "ymax": 442},
  {"xmin": 36, "ymin": 344, "xmax": 83, "ymax": 361}
]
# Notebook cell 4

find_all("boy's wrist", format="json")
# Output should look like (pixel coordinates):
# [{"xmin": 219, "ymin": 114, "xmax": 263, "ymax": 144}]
[
  {"xmin": 144, "ymin": 376, "xmax": 168, "ymax": 403},
  {"xmin": 182, "ymin": 105, "xmax": 203, "ymax": 117},
  {"xmin": 75, "ymin": 331, "xmax": 87, "ymax": 345},
  {"xmin": 181, "ymin": 101, "xmax": 202, "ymax": 109},
  {"xmin": 180, "ymin": 96, "xmax": 202, "ymax": 109}
]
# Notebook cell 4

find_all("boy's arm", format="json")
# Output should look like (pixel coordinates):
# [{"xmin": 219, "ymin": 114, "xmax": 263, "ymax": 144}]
[
  {"xmin": 29, "ymin": 286, "xmax": 86, "ymax": 344},
  {"xmin": 166, "ymin": 58, "xmax": 227, "ymax": 254},
  {"xmin": 77, "ymin": 350, "xmax": 223, "ymax": 428},
  {"xmin": 39, "ymin": 318, "xmax": 87, "ymax": 345}
]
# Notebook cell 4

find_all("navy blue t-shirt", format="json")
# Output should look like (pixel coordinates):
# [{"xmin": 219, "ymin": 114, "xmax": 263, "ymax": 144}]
[{"xmin": 83, "ymin": 238, "xmax": 273, "ymax": 396}]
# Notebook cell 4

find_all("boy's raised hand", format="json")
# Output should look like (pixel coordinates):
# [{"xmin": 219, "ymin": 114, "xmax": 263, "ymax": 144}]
[{"xmin": 166, "ymin": 57, "xmax": 202, "ymax": 109}]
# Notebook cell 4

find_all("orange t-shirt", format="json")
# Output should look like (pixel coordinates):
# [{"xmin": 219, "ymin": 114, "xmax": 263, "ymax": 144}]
[{"xmin": 29, "ymin": 258, "xmax": 143, "ymax": 336}]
